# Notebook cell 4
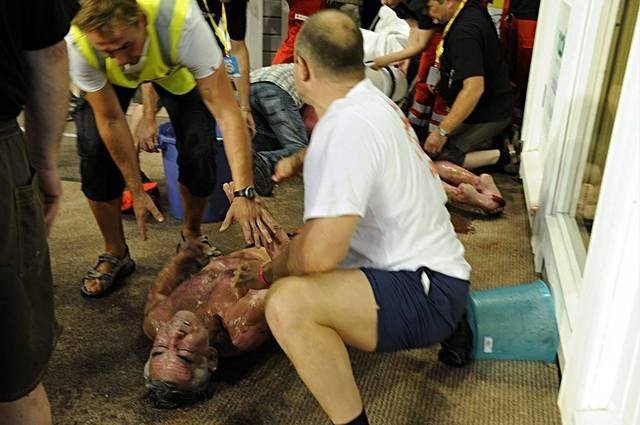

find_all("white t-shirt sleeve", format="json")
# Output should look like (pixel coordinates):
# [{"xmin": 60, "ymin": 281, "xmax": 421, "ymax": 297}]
[
  {"xmin": 65, "ymin": 32, "xmax": 108, "ymax": 93},
  {"xmin": 177, "ymin": 0, "xmax": 223, "ymax": 79},
  {"xmin": 303, "ymin": 113, "xmax": 380, "ymax": 221}
]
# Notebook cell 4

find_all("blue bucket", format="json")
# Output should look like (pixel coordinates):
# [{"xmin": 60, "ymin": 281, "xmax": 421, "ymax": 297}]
[
  {"xmin": 157, "ymin": 122, "xmax": 231, "ymax": 223},
  {"xmin": 466, "ymin": 279, "xmax": 558, "ymax": 362}
]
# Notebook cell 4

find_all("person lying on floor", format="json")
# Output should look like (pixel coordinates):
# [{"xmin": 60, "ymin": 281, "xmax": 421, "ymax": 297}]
[
  {"xmin": 435, "ymin": 160, "xmax": 505, "ymax": 215},
  {"xmin": 275, "ymin": 150, "xmax": 505, "ymax": 216},
  {"xmin": 142, "ymin": 194, "xmax": 289, "ymax": 408}
]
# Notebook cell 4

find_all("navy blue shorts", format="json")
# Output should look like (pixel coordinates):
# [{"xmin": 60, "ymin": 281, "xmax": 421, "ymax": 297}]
[{"xmin": 362, "ymin": 267, "xmax": 470, "ymax": 352}]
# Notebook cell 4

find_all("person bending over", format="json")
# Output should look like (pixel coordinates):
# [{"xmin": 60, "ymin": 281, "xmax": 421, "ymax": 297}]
[
  {"xmin": 142, "ymin": 196, "xmax": 289, "ymax": 408},
  {"xmin": 68, "ymin": 0, "xmax": 275, "ymax": 298},
  {"xmin": 232, "ymin": 11, "xmax": 471, "ymax": 425}
]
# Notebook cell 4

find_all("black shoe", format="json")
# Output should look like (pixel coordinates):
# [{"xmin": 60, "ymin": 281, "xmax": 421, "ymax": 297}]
[
  {"xmin": 497, "ymin": 132, "xmax": 520, "ymax": 175},
  {"xmin": 253, "ymin": 152, "xmax": 274, "ymax": 196},
  {"xmin": 438, "ymin": 311, "xmax": 473, "ymax": 367}
]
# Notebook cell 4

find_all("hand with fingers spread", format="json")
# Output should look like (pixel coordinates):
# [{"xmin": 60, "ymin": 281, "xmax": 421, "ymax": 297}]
[
  {"xmin": 132, "ymin": 189, "xmax": 164, "ymax": 240},
  {"xmin": 219, "ymin": 182, "xmax": 277, "ymax": 248}
]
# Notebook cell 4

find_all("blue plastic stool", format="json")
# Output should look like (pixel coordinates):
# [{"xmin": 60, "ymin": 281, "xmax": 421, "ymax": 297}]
[
  {"xmin": 466, "ymin": 279, "xmax": 558, "ymax": 362},
  {"xmin": 157, "ymin": 122, "xmax": 231, "ymax": 223}
]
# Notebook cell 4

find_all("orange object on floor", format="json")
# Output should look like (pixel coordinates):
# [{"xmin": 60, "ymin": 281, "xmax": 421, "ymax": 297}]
[{"xmin": 121, "ymin": 181, "xmax": 159, "ymax": 213}]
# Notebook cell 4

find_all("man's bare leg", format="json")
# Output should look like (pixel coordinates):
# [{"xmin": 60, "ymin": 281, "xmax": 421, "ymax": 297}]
[
  {"xmin": 0, "ymin": 383, "xmax": 51, "ymax": 425},
  {"xmin": 265, "ymin": 269, "xmax": 378, "ymax": 424},
  {"xmin": 179, "ymin": 183, "xmax": 206, "ymax": 241},
  {"xmin": 435, "ymin": 161, "xmax": 480, "ymax": 185},
  {"xmin": 84, "ymin": 198, "xmax": 127, "ymax": 292},
  {"xmin": 435, "ymin": 161, "xmax": 505, "ymax": 214}
]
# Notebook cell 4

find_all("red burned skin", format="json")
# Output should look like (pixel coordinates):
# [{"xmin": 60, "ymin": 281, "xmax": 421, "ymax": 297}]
[
  {"xmin": 434, "ymin": 160, "xmax": 506, "ymax": 215},
  {"xmin": 143, "ymin": 212, "xmax": 289, "ymax": 360}
]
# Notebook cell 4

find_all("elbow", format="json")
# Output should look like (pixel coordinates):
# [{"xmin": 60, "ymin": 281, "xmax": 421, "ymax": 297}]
[{"xmin": 471, "ymin": 79, "xmax": 485, "ymax": 98}]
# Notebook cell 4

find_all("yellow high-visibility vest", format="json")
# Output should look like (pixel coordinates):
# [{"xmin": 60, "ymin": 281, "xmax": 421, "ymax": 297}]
[{"xmin": 70, "ymin": 0, "xmax": 196, "ymax": 94}]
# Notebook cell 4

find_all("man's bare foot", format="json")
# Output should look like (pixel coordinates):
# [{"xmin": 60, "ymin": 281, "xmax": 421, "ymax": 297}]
[
  {"xmin": 459, "ymin": 183, "xmax": 504, "ymax": 215},
  {"xmin": 477, "ymin": 174, "xmax": 505, "ymax": 207}
]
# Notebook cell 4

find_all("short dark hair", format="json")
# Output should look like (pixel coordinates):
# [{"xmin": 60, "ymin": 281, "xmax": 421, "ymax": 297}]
[
  {"xmin": 143, "ymin": 359, "xmax": 215, "ymax": 409},
  {"xmin": 144, "ymin": 379, "xmax": 215, "ymax": 409},
  {"xmin": 295, "ymin": 10, "xmax": 365, "ymax": 80}
]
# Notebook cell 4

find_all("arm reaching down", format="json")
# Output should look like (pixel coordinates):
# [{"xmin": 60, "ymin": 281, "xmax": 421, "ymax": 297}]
[
  {"xmin": 231, "ymin": 214, "xmax": 360, "ymax": 296},
  {"xmin": 196, "ymin": 67, "xmax": 275, "ymax": 247},
  {"xmin": 85, "ymin": 84, "xmax": 164, "ymax": 239}
]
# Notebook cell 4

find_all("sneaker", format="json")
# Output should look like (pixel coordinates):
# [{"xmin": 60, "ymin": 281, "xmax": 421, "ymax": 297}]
[
  {"xmin": 253, "ymin": 152, "xmax": 274, "ymax": 197},
  {"xmin": 438, "ymin": 311, "xmax": 473, "ymax": 367}
]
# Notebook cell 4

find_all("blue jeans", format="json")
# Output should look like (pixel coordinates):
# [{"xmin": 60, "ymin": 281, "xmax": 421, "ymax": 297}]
[{"xmin": 250, "ymin": 82, "xmax": 309, "ymax": 171}]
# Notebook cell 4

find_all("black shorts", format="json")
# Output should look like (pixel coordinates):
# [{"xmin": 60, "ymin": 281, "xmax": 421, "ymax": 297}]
[
  {"xmin": 0, "ymin": 120, "xmax": 58, "ymax": 401},
  {"xmin": 436, "ymin": 117, "xmax": 511, "ymax": 165},
  {"xmin": 73, "ymin": 84, "xmax": 218, "ymax": 201},
  {"xmin": 362, "ymin": 266, "xmax": 469, "ymax": 352}
]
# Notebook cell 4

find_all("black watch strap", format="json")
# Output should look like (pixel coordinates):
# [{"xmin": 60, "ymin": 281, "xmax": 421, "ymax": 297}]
[{"xmin": 233, "ymin": 186, "xmax": 256, "ymax": 200}]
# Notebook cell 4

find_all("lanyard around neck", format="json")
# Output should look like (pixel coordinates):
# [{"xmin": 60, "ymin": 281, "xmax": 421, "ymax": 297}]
[
  {"xmin": 202, "ymin": 0, "xmax": 231, "ymax": 54},
  {"xmin": 435, "ymin": 0, "xmax": 467, "ymax": 67}
]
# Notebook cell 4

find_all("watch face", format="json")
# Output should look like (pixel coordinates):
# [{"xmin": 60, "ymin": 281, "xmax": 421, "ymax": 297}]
[{"xmin": 245, "ymin": 187, "xmax": 256, "ymax": 199}]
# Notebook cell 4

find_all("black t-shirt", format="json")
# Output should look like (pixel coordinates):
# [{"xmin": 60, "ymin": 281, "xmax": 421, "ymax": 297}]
[
  {"xmin": 437, "ymin": 3, "xmax": 513, "ymax": 123},
  {"xmin": 197, "ymin": 0, "xmax": 247, "ymax": 47},
  {"xmin": 0, "ymin": 0, "xmax": 78, "ymax": 120},
  {"xmin": 509, "ymin": 0, "xmax": 540, "ymax": 20}
]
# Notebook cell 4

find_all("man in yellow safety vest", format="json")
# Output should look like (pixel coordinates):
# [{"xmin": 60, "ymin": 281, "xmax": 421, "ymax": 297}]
[{"xmin": 67, "ymin": 0, "xmax": 276, "ymax": 298}]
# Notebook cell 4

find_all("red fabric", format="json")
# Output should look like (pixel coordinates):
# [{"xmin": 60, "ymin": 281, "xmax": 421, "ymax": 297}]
[
  {"xmin": 408, "ymin": 32, "xmax": 447, "ymax": 130},
  {"xmin": 500, "ymin": 10, "xmax": 537, "ymax": 109},
  {"xmin": 429, "ymin": 93, "xmax": 448, "ymax": 128},
  {"xmin": 272, "ymin": 0, "xmax": 324, "ymax": 65}
]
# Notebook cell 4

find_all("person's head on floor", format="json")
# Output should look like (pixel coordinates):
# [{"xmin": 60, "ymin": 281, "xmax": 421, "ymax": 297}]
[
  {"xmin": 144, "ymin": 310, "xmax": 217, "ymax": 408},
  {"xmin": 74, "ymin": 0, "xmax": 148, "ymax": 67},
  {"xmin": 293, "ymin": 10, "xmax": 365, "ymax": 103}
]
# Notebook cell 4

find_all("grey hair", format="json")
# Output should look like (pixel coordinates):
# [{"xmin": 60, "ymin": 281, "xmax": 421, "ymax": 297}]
[{"xmin": 143, "ymin": 358, "xmax": 214, "ymax": 409}]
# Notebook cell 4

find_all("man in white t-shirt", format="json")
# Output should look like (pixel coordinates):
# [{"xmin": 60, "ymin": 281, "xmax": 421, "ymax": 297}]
[
  {"xmin": 232, "ymin": 10, "xmax": 471, "ymax": 425},
  {"xmin": 67, "ymin": 0, "xmax": 275, "ymax": 298}
]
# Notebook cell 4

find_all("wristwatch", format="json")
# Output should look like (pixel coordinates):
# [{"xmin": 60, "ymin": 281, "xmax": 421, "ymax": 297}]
[
  {"xmin": 438, "ymin": 126, "xmax": 449, "ymax": 138},
  {"xmin": 233, "ymin": 186, "xmax": 257, "ymax": 200}
]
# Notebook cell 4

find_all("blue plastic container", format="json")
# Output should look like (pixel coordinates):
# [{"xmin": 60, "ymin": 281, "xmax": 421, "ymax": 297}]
[
  {"xmin": 157, "ymin": 122, "xmax": 231, "ymax": 222},
  {"xmin": 466, "ymin": 279, "xmax": 558, "ymax": 362}
]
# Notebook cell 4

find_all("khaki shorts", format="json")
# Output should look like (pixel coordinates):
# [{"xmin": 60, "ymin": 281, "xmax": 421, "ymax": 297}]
[{"xmin": 0, "ymin": 119, "xmax": 58, "ymax": 402}]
